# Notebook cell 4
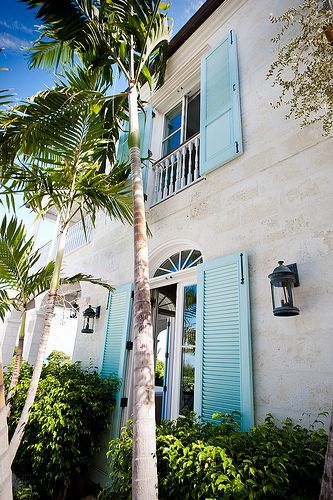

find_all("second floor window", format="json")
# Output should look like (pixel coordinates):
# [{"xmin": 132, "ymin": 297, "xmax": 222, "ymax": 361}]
[{"xmin": 162, "ymin": 92, "xmax": 200, "ymax": 157}]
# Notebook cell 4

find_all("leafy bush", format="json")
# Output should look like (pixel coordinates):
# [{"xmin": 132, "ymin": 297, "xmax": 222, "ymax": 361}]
[
  {"xmin": 13, "ymin": 481, "xmax": 39, "ymax": 500},
  {"xmin": 155, "ymin": 359, "xmax": 164, "ymax": 386},
  {"xmin": 8, "ymin": 351, "xmax": 119, "ymax": 499},
  {"xmin": 101, "ymin": 413, "xmax": 327, "ymax": 500}
]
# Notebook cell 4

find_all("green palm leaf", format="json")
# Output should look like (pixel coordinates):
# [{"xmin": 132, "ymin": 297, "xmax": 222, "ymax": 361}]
[
  {"xmin": 0, "ymin": 216, "xmax": 39, "ymax": 291},
  {"xmin": 0, "ymin": 289, "xmax": 13, "ymax": 321},
  {"xmin": 60, "ymin": 273, "xmax": 114, "ymax": 291}
]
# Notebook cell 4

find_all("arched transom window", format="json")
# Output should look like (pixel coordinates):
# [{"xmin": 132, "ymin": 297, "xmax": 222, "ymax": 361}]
[{"xmin": 153, "ymin": 249, "xmax": 203, "ymax": 277}]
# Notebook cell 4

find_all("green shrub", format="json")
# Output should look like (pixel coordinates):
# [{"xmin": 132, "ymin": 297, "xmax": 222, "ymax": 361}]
[
  {"xmin": 8, "ymin": 351, "xmax": 120, "ymax": 499},
  {"xmin": 101, "ymin": 413, "xmax": 327, "ymax": 500},
  {"xmin": 13, "ymin": 481, "xmax": 39, "ymax": 500},
  {"xmin": 155, "ymin": 359, "xmax": 164, "ymax": 386}
]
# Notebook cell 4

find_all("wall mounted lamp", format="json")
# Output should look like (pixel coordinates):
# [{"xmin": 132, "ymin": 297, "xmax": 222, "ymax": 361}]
[
  {"xmin": 268, "ymin": 261, "xmax": 300, "ymax": 317},
  {"xmin": 81, "ymin": 305, "xmax": 101, "ymax": 334},
  {"xmin": 69, "ymin": 302, "xmax": 79, "ymax": 319}
]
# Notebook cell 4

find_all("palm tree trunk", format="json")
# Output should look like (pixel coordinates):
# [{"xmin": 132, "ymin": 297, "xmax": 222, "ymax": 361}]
[
  {"xmin": 7, "ymin": 310, "xmax": 27, "ymax": 405},
  {"xmin": 129, "ymin": 83, "xmax": 158, "ymax": 500},
  {"xmin": 0, "ymin": 349, "xmax": 12, "ymax": 499},
  {"xmin": 8, "ymin": 225, "xmax": 68, "ymax": 465}
]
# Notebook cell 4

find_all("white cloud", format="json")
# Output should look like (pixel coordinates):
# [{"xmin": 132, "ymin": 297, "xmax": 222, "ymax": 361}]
[
  {"xmin": 0, "ymin": 19, "xmax": 34, "ymax": 35},
  {"xmin": 0, "ymin": 33, "xmax": 30, "ymax": 51}
]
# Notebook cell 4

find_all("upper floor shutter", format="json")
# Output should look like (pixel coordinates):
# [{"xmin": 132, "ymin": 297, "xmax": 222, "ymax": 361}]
[
  {"xmin": 100, "ymin": 283, "xmax": 133, "ymax": 435},
  {"xmin": 200, "ymin": 30, "xmax": 243, "ymax": 175},
  {"xmin": 194, "ymin": 252, "xmax": 253, "ymax": 431},
  {"xmin": 116, "ymin": 107, "xmax": 153, "ymax": 191}
]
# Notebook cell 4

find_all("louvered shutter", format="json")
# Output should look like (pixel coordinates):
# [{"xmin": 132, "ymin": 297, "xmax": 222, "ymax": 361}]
[
  {"xmin": 194, "ymin": 252, "xmax": 253, "ymax": 431},
  {"xmin": 100, "ymin": 283, "xmax": 133, "ymax": 435},
  {"xmin": 116, "ymin": 107, "xmax": 153, "ymax": 191},
  {"xmin": 116, "ymin": 121, "xmax": 129, "ymax": 165},
  {"xmin": 200, "ymin": 30, "xmax": 242, "ymax": 175}
]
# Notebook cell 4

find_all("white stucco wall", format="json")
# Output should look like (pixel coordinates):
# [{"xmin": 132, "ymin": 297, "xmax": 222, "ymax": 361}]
[{"xmin": 61, "ymin": 0, "xmax": 332, "ymax": 426}]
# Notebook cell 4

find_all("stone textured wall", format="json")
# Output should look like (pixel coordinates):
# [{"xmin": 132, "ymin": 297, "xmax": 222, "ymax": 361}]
[{"xmin": 61, "ymin": 0, "xmax": 333, "ymax": 425}]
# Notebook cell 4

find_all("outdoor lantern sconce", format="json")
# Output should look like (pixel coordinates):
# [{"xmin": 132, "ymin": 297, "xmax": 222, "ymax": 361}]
[
  {"xmin": 268, "ymin": 261, "xmax": 300, "ymax": 317},
  {"xmin": 81, "ymin": 305, "xmax": 101, "ymax": 334},
  {"xmin": 69, "ymin": 302, "xmax": 79, "ymax": 319}
]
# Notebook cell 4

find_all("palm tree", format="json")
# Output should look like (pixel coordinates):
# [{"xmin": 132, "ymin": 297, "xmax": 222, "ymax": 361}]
[
  {"xmin": 0, "ymin": 217, "xmax": 117, "ymax": 500},
  {"xmin": 0, "ymin": 215, "xmax": 53, "ymax": 401},
  {"xmin": 0, "ymin": 215, "xmax": 113, "ymax": 403},
  {"xmin": 0, "ymin": 68, "xmax": 133, "ymax": 497},
  {"xmin": 0, "ymin": 215, "xmax": 114, "ymax": 500},
  {"xmin": 19, "ymin": 2, "xmax": 172, "ymax": 496}
]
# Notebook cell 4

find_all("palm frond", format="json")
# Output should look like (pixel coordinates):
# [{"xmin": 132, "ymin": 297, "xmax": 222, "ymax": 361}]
[
  {"xmin": 0, "ymin": 216, "xmax": 39, "ymax": 291},
  {"xmin": 0, "ymin": 80, "xmax": 128, "ymax": 171},
  {"xmin": 0, "ymin": 89, "xmax": 14, "ymax": 109},
  {"xmin": 24, "ymin": 261, "xmax": 55, "ymax": 301},
  {"xmin": 21, "ymin": 0, "xmax": 96, "ymax": 69},
  {"xmin": 0, "ymin": 289, "xmax": 13, "ymax": 321},
  {"xmin": 135, "ymin": 9, "xmax": 171, "ymax": 88},
  {"xmin": 60, "ymin": 273, "xmax": 114, "ymax": 291},
  {"xmin": 29, "ymin": 38, "xmax": 75, "ymax": 69},
  {"xmin": 74, "ymin": 164, "xmax": 133, "ymax": 224}
]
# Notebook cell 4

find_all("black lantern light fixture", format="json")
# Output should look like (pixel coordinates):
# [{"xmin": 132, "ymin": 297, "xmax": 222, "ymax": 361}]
[
  {"xmin": 268, "ymin": 261, "xmax": 300, "ymax": 317},
  {"xmin": 69, "ymin": 302, "xmax": 79, "ymax": 319},
  {"xmin": 81, "ymin": 305, "xmax": 101, "ymax": 334}
]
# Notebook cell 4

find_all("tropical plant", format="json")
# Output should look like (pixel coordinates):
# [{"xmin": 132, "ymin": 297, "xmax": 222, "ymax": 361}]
[
  {"xmin": 0, "ymin": 66, "xmax": 133, "ymax": 498},
  {"xmin": 19, "ymin": 1, "xmax": 172, "ymax": 497},
  {"xmin": 267, "ymin": 0, "xmax": 333, "ymax": 134},
  {"xmin": 6, "ymin": 351, "xmax": 119, "ymax": 499},
  {"xmin": 154, "ymin": 359, "xmax": 164, "ymax": 386}
]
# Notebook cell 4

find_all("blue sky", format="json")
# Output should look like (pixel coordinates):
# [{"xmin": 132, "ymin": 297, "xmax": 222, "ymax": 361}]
[{"xmin": 0, "ymin": 0, "xmax": 204, "ymax": 245}]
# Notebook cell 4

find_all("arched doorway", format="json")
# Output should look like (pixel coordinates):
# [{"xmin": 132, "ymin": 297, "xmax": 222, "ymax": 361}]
[{"xmin": 150, "ymin": 249, "xmax": 203, "ymax": 422}]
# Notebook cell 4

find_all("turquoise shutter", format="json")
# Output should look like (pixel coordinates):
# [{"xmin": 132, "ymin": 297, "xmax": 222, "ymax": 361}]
[
  {"xmin": 101, "ymin": 283, "xmax": 133, "ymax": 435},
  {"xmin": 116, "ymin": 121, "xmax": 129, "ymax": 165},
  {"xmin": 200, "ymin": 30, "xmax": 242, "ymax": 175},
  {"xmin": 116, "ymin": 107, "xmax": 153, "ymax": 190},
  {"xmin": 139, "ymin": 107, "xmax": 153, "ymax": 190},
  {"xmin": 194, "ymin": 252, "xmax": 253, "ymax": 431}
]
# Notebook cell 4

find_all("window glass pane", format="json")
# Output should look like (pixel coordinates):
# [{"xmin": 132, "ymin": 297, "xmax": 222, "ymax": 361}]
[
  {"xmin": 170, "ymin": 252, "xmax": 180, "ymax": 271},
  {"xmin": 179, "ymin": 347, "xmax": 195, "ymax": 416},
  {"xmin": 179, "ymin": 284, "xmax": 197, "ymax": 415},
  {"xmin": 183, "ymin": 285, "xmax": 197, "ymax": 346},
  {"xmin": 186, "ymin": 93, "xmax": 200, "ymax": 139},
  {"xmin": 162, "ymin": 130, "xmax": 181, "ymax": 156},
  {"xmin": 154, "ymin": 268, "xmax": 167, "ymax": 277},
  {"xmin": 180, "ymin": 250, "xmax": 191, "ymax": 268},
  {"xmin": 187, "ymin": 250, "xmax": 203, "ymax": 268},
  {"xmin": 164, "ymin": 104, "xmax": 182, "ymax": 138}
]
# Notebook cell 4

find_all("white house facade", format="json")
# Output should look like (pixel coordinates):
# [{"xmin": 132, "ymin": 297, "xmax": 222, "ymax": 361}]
[{"xmin": 7, "ymin": 0, "xmax": 332, "ymax": 468}]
